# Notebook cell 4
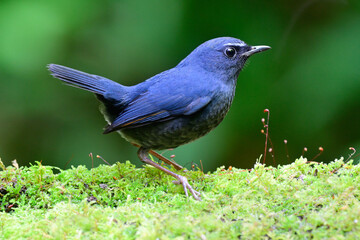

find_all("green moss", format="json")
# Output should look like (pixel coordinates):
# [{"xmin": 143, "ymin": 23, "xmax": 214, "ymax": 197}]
[{"xmin": 1, "ymin": 157, "xmax": 360, "ymax": 239}]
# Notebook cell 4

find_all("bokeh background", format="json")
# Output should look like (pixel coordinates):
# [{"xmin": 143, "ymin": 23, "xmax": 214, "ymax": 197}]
[{"xmin": 0, "ymin": 0, "xmax": 359, "ymax": 171}]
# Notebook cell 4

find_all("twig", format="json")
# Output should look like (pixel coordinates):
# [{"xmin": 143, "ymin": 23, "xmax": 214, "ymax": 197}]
[
  {"xmin": 96, "ymin": 155, "xmax": 111, "ymax": 166},
  {"xmin": 346, "ymin": 147, "xmax": 356, "ymax": 162},
  {"xmin": 311, "ymin": 147, "xmax": 324, "ymax": 161}
]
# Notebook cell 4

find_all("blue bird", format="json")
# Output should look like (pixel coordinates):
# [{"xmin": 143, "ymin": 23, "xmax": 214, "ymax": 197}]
[{"xmin": 48, "ymin": 37, "xmax": 270, "ymax": 200}]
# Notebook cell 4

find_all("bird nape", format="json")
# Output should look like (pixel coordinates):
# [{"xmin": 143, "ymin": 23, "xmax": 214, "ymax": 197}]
[{"xmin": 48, "ymin": 37, "xmax": 270, "ymax": 201}]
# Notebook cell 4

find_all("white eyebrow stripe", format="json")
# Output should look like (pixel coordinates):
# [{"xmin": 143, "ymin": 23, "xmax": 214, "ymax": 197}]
[{"xmin": 224, "ymin": 43, "xmax": 246, "ymax": 47}]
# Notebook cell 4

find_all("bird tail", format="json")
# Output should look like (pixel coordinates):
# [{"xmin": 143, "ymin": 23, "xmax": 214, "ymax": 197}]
[{"xmin": 48, "ymin": 64, "xmax": 122, "ymax": 96}]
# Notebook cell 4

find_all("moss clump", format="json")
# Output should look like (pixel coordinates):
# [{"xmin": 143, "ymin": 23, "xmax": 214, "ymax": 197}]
[{"xmin": 1, "ymin": 157, "xmax": 360, "ymax": 239}]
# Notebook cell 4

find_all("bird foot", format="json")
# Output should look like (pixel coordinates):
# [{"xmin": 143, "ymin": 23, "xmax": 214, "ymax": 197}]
[
  {"xmin": 173, "ymin": 175, "xmax": 201, "ymax": 201},
  {"xmin": 137, "ymin": 147, "xmax": 201, "ymax": 200}
]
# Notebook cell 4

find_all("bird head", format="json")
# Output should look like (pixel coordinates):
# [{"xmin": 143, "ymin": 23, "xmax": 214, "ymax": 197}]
[{"xmin": 178, "ymin": 37, "xmax": 270, "ymax": 81}]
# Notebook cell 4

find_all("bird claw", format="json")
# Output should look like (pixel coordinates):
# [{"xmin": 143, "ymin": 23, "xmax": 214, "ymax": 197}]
[{"xmin": 173, "ymin": 175, "xmax": 201, "ymax": 201}]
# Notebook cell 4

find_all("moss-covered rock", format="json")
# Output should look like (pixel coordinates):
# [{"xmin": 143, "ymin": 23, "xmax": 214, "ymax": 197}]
[{"xmin": 1, "ymin": 157, "xmax": 360, "ymax": 239}]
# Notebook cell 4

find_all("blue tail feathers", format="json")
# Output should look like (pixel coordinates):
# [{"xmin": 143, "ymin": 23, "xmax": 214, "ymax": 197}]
[
  {"xmin": 48, "ymin": 64, "xmax": 133, "ymax": 128},
  {"xmin": 48, "ymin": 64, "xmax": 122, "ymax": 96}
]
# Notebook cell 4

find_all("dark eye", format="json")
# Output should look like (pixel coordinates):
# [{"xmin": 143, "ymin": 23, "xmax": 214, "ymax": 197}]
[{"xmin": 224, "ymin": 47, "xmax": 237, "ymax": 58}]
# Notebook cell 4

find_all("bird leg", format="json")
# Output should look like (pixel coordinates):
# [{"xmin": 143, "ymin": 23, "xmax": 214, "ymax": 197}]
[
  {"xmin": 137, "ymin": 147, "xmax": 201, "ymax": 201},
  {"xmin": 132, "ymin": 143, "xmax": 184, "ymax": 170}
]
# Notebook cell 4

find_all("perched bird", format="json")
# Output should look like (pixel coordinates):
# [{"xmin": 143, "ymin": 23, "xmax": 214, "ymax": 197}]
[{"xmin": 48, "ymin": 37, "xmax": 270, "ymax": 200}]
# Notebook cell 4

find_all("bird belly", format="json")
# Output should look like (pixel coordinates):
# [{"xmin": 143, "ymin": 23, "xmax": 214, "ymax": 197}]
[{"xmin": 118, "ymin": 95, "xmax": 233, "ymax": 150}]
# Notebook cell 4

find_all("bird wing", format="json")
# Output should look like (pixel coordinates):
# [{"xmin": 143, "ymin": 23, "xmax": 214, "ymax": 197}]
[{"xmin": 103, "ymin": 83, "xmax": 213, "ymax": 133}]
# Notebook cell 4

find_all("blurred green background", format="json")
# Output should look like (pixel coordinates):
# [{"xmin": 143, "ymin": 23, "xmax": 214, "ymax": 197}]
[{"xmin": 0, "ymin": 0, "xmax": 359, "ymax": 171}]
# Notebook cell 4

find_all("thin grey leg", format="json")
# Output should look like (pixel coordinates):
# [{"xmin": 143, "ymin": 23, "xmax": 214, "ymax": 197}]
[
  {"xmin": 137, "ymin": 147, "xmax": 201, "ymax": 201},
  {"xmin": 132, "ymin": 143, "xmax": 184, "ymax": 170}
]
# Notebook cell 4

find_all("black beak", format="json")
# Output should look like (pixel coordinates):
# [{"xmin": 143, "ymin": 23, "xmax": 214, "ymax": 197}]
[{"xmin": 242, "ymin": 45, "xmax": 271, "ymax": 57}]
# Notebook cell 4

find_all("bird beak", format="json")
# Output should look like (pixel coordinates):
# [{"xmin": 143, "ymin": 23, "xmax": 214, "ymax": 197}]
[{"xmin": 242, "ymin": 45, "xmax": 271, "ymax": 57}]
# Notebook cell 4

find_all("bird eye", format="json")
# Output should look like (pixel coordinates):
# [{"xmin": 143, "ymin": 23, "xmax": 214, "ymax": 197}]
[{"xmin": 224, "ymin": 47, "xmax": 237, "ymax": 58}]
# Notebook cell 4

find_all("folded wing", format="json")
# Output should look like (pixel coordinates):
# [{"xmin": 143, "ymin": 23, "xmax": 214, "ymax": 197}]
[{"xmin": 103, "ymin": 89, "xmax": 212, "ymax": 133}]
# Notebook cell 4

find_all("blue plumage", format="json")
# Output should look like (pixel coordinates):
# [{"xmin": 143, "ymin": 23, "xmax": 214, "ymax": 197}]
[{"xmin": 48, "ymin": 37, "xmax": 270, "ymax": 200}]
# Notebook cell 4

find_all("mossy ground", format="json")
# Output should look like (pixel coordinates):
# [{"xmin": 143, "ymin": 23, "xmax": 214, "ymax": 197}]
[{"xmin": 1, "ymin": 157, "xmax": 360, "ymax": 239}]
